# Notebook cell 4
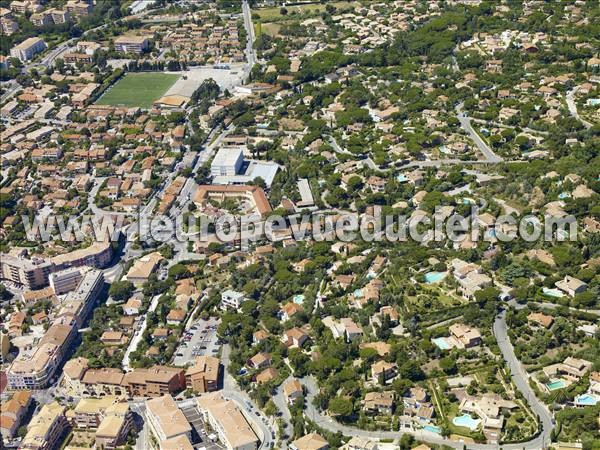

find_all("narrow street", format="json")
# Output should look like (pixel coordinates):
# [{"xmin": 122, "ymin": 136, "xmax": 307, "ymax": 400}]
[{"xmin": 122, "ymin": 294, "xmax": 160, "ymax": 371}]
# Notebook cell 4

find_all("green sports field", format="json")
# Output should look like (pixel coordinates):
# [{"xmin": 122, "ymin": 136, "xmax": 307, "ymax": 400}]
[{"xmin": 95, "ymin": 73, "xmax": 180, "ymax": 108}]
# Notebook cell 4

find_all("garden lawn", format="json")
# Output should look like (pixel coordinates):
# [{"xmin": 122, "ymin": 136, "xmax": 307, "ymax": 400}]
[{"xmin": 95, "ymin": 72, "xmax": 180, "ymax": 108}]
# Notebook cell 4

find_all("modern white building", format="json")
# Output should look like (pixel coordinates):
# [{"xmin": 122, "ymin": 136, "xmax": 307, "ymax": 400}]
[
  {"xmin": 211, "ymin": 147, "xmax": 244, "ymax": 178},
  {"xmin": 10, "ymin": 37, "xmax": 46, "ymax": 61},
  {"xmin": 220, "ymin": 290, "xmax": 246, "ymax": 311}
]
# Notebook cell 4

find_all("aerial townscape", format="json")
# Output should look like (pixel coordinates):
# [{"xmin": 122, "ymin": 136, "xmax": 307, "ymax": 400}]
[{"xmin": 0, "ymin": 1, "xmax": 599, "ymax": 450}]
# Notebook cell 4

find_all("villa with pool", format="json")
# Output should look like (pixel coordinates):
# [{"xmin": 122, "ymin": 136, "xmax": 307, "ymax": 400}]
[
  {"xmin": 574, "ymin": 371, "xmax": 600, "ymax": 407},
  {"xmin": 457, "ymin": 393, "xmax": 518, "ymax": 437},
  {"xmin": 432, "ymin": 323, "xmax": 482, "ymax": 351},
  {"xmin": 538, "ymin": 357, "xmax": 593, "ymax": 393}
]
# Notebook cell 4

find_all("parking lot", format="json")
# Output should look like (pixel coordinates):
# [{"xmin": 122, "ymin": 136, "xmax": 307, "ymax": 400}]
[{"xmin": 172, "ymin": 316, "xmax": 221, "ymax": 366}]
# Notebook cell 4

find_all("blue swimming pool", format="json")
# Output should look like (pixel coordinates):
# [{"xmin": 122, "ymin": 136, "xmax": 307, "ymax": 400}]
[
  {"xmin": 558, "ymin": 192, "xmax": 570, "ymax": 199},
  {"xmin": 293, "ymin": 294, "xmax": 305, "ymax": 304},
  {"xmin": 424, "ymin": 425, "xmax": 441, "ymax": 434},
  {"xmin": 425, "ymin": 271, "xmax": 446, "ymax": 283},
  {"xmin": 575, "ymin": 394, "xmax": 598, "ymax": 406},
  {"xmin": 432, "ymin": 337, "xmax": 451, "ymax": 350},
  {"xmin": 453, "ymin": 414, "xmax": 480, "ymax": 430},
  {"xmin": 542, "ymin": 287, "xmax": 564, "ymax": 298},
  {"xmin": 546, "ymin": 379, "xmax": 567, "ymax": 391},
  {"xmin": 353, "ymin": 289, "xmax": 363, "ymax": 298},
  {"xmin": 397, "ymin": 174, "xmax": 408, "ymax": 182}
]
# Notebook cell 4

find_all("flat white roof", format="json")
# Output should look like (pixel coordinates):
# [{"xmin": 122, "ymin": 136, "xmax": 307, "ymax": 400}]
[{"xmin": 212, "ymin": 147, "xmax": 243, "ymax": 168}]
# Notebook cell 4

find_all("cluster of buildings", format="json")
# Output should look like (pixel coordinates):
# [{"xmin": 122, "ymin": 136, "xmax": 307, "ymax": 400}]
[
  {"xmin": 0, "ymin": 390, "xmax": 32, "ymax": 441},
  {"xmin": 143, "ymin": 391, "xmax": 260, "ymax": 450},
  {"xmin": 332, "ymin": 7, "xmax": 409, "ymax": 54},
  {"xmin": 159, "ymin": 17, "xmax": 245, "ymax": 64},
  {"xmin": 2, "ymin": 0, "xmax": 92, "ymax": 38},
  {"xmin": 7, "ymin": 268, "xmax": 104, "ymax": 390},
  {"xmin": 460, "ymin": 29, "xmax": 548, "ymax": 54},
  {"xmin": 61, "ymin": 354, "xmax": 221, "ymax": 398},
  {"xmin": 70, "ymin": 397, "xmax": 133, "ymax": 450},
  {"xmin": 1, "ymin": 243, "xmax": 112, "ymax": 290},
  {"xmin": 30, "ymin": 0, "xmax": 93, "ymax": 27}
]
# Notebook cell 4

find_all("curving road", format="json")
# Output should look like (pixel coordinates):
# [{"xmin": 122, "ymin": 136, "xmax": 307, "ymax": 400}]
[
  {"xmin": 566, "ymin": 89, "xmax": 593, "ymax": 129},
  {"xmin": 456, "ymin": 103, "xmax": 504, "ymax": 163},
  {"xmin": 221, "ymin": 344, "xmax": 275, "ymax": 450},
  {"xmin": 298, "ymin": 307, "xmax": 555, "ymax": 449}
]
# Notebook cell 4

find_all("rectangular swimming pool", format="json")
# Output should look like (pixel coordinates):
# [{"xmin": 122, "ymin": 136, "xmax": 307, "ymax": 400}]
[{"xmin": 546, "ymin": 379, "xmax": 567, "ymax": 391}]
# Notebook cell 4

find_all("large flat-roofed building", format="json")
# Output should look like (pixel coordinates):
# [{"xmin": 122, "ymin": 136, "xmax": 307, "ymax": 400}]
[
  {"xmin": 50, "ymin": 241, "xmax": 113, "ymax": 271},
  {"xmin": 21, "ymin": 402, "xmax": 69, "ymax": 450},
  {"xmin": 185, "ymin": 356, "xmax": 221, "ymax": 393},
  {"xmin": 220, "ymin": 290, "xmax": 246, "ymax": 311},
  {"xmin": 1, "ymin": 243, "xmax": 111, "ymax": 289},
  {"xmin": 10, "ymin": 37, "xmax": 46, "ymax": 61},
  {"xmin": 145, "ymin": 395, "xmax": 192, "ymax": 449},
  {"xmin": 8, "ymin": 269, "xmax": 103, "ymax": 390},
  {"xmin": 62, "ymin": 269, "xmax": 104, "ymax": 326},
  {"xmin": 49, "ymin": 267, "xmax": 84, "ymax": 295},
  {"xmin": 211, "ymin": 147, "xmax": 244, "ymax": 177},
  {"xmin": 197, "ymin": 393, "xmax": 259, "ymax": 450},
  {"xmin": 114, "ymin": 35, "xmax": 149, "ymax": 53},
  {"xmin": 0, "ymin": 254, "xmax": 54, "ymax": 289}
]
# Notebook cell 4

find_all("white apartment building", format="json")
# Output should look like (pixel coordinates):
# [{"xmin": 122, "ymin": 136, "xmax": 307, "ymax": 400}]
[
  {"xmin": 220, "ymin": 290, "xmax": 246, "ymax": 311},
  {"xmin": 10, "ymin": 37, "xmax": 46, "ymax": 61}
]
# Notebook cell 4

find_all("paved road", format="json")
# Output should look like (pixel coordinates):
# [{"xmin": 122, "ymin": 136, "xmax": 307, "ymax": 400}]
[
  {"xmin": 272, "ymin": 375, "xmax": 294, "ymax": 446},
  {"xmin": 566, "ymin": 89, "xmax": 593, "ymax": 129},
  {"xmin": 493, "ymin": 309, "xmax": 553, "ymax": 449},
  {"xmin": 509, "ymin": 299, "xmax": 600, "ymax": 318},
  {"xmin": 299, "ymin": 306, "xmax": 557, "ymax": 450},
  {"xmin": 300, "ymin": 376, "xmax": 469, "ymax": 449},
  {"xmin": 242, "ymin": 0, "xmax": 257, "ymax": 80},
  {"xmin": 122, "ymin": 294, "xmax": 160, "ymax": 371},
  {"xmin": 456, "ymin": 103, "xmax": 504, "ymax": 163},
  {"xmin": 222, "ymin": 344, "xmax": 275, "ymax": 449}
]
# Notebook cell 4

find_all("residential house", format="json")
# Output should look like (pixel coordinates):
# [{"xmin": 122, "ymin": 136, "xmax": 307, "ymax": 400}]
[{"xmin": 363, "ymin": 391, "xmax": 394, "ymax": 415}]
